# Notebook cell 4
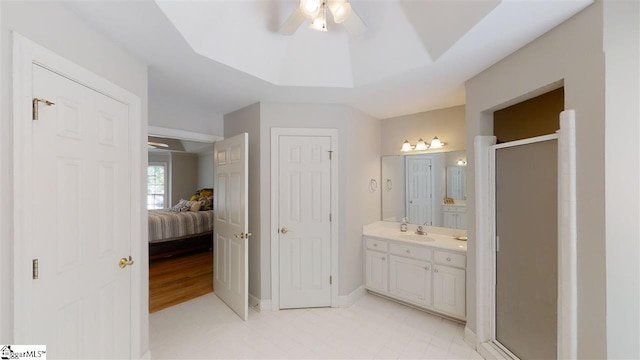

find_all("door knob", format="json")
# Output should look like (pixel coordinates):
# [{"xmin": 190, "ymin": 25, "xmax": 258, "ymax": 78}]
[
  {"xmin": 234, "ymin": 232, "xmax": 252, "ymax": 239},
  {"xmin": 280, "ymin": 227, "xmax": 289, "ymax": 234},
  {"xmin": 119, "ymin": 256, "xmax": 134, "ymax": 268}
]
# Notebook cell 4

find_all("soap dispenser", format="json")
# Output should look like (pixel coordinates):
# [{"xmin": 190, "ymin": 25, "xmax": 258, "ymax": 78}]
[{"xmin": 400, "ymin": 217, "xmax": 408, "ymax": 232}]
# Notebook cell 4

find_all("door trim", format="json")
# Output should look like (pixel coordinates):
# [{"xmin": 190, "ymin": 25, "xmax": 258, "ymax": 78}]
[
  {"xmin": 270, "ymin": 128, "xmax": 339, "ymax": 310},
  {"xmin": 474, "ymin": 110, "xmax": 577, "ymax": 359},
  {"xmin": 12, "ymin": 33, "xmax": 143, "ymax": 358}
]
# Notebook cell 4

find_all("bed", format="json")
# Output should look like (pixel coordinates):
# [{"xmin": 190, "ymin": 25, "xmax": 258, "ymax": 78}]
[{"xmin": 148, "ymin": 209, "xmax": 214, "ymax": 259}]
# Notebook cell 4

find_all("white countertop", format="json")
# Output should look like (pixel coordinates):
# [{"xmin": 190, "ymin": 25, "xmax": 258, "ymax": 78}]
[{"xmin": 363, "ymin": 221, "xmax": 467, "ymax": 253}]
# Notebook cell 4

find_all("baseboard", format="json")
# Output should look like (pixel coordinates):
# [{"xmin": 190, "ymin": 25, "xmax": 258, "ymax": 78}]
[
  {"xmin": 338, "ymin": 285, "xmax": 366, "ymax": 307},
  {"xmin": 249, "ymin": 293, "xmax": 272, "ymax": 312},
  {"xmin": 140, "ymin": 350, "xmax": 151, "ymax": 360},
  {"xmin": 464, "ymin": 326, "xmax": 477, "ymax": 349}
]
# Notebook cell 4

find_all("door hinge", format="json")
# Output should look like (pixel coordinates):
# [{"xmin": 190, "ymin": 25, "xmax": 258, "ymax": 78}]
[
  {"xmin": 329, "ymin": 213, "xmax": 332, "ymax": 222},
  {"xmin": 496, "ymin": 235, "xmax": 500, "ymax": 252},
  {"xmin": 32, "ymin": 259, "xmax": 39, "ymax": 280},
  {"xmin": 330, "ymin": 276, "xmax": 332, "ymax": 285},
  {"xmin": 328, "ymin": 150, "xmax": 333, "ymax": 160},
  {"xmin": 32, "ymin": 98, "xmax": 55, "ymax": 120}
]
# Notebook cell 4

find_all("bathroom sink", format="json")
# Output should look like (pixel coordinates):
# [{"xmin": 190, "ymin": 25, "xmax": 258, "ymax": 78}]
[{"xmin": 398, "ymin": 233, "xmax": 435, "ymax": 242}]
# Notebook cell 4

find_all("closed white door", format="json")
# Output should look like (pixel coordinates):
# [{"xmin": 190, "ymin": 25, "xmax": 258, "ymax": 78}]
[
  {"xmin": 389, "ymin": 255, "xmax": 432, "ymax": 307},
  {"xmin": 365, "ymin": 250, "xmax": 388, "ymax": 293},
  {"xmin": 26, "ymin": 65, "xmax": 132, "ymax": 358},
  {"xmin": 278, "ymin": 135, "xmax": 332, "ymax": 308},
  {"xmin": 213, "ymin": 133, "xmax": 249, "ymax": 320},
  {"xmin": 406, "ymin": 156, "xmax": 433, "ymax": 225}
]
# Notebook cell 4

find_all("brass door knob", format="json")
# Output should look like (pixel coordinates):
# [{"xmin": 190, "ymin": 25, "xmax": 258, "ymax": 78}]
[
  {"xmin": 119, "ymin": 256, "xmax": 134, "ymax": 268},
  {"xmin": 280, "ymin": 227, "xmax": 288, "ymax": 234}
]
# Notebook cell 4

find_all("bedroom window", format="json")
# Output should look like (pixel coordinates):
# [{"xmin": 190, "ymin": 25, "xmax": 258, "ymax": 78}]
[{"xmin": 147, "ymin": 163, "xmax": 167, "ymax": 209}]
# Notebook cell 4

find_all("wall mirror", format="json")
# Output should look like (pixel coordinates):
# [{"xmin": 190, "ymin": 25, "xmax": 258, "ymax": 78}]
[{"xmin": 381, "ymin": 150, "xmax": 467, "ymax": 229}]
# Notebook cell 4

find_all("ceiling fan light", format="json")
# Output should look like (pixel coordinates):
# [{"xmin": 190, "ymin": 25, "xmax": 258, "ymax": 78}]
[
  {"xmin": 300, "ymin": 0, "xmax": 321, "ymax": 19},
  {"xmin": 309, "ymin": 3, "xmax": 328, "ymax": 32},
  {"xmin": 329, "ymin": 1, "xmax": 351, "ymax": 23}
]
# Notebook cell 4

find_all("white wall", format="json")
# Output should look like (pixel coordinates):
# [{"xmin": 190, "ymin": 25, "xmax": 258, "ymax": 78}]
[
  {"xmin": 0, "ymin": 1, "xmax": 149, "ymax": 355},
  {"xmin": 465, "ymin": 3, "xmax": 606, "ymax": 356},
  {"xmin": 224, "ymin": 103, "xmax": 262, "ymax": 299},
  {"xmin": 149, "ymin": 86, "xmax": 223, "ymax": 136},
  {"xmin": 603, "ymin": 1, "xmax": 640, "ymax": 358},
  {"xmin": 197, "ymin": 152, "xmax": 214, "ymax": 189}
]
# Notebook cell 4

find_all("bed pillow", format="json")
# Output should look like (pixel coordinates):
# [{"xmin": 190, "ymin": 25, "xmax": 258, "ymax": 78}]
[
  {"xmin": 169, "ymin": 199, "xmax": 192, "ymax": 212},
  {"xmin": 190, "ymin": 201, "xmax": 201, "ymax": 212},
  {"xmin": 199, "ymin": 196, "xmax": 213, "ymax": 211}
]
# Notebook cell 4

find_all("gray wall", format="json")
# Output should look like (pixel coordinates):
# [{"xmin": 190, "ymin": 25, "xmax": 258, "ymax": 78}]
[
  {"xmin": 197, "ymin": 152, "xmax": 214, "ymax": 189},
  {"xmin": 224, "ymin": 102, "xmax": 381, "ymax": 301},
  {"xmin": 603, "ymin": 1, "xmax": 639, "ymax": 358},
  {"xmin": 465, "ymin": 2, "xmax": 606, "ymax": 357},
  {"xmin": 170, "ymin": 153, "xmax": 198, "ymax": 205},
  {"xmin": 0, "ymin": 1, "xmax": 149, "ymax": 355},
  {"xmin": 224, "ymin": 103, "xmax": 262, "ymax": 299}
]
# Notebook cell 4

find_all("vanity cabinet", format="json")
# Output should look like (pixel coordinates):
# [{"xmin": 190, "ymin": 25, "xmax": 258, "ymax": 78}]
[
  {"xmin": 442, "ymin": 205, "xmax": 467, "ymax": 230},
  {"xmin": 432, "ymin": 251, "xmax": 466, "ymax": 318},
  {"xmin": 363, "ymin": 236, "xmax": 466, "ymax": 320}
]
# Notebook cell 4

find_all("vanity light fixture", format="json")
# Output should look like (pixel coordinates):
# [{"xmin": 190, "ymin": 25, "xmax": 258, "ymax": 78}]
[
  {"xmin": 429, "ymin": 136, "xmax": 445, "ymax": 149},
  {"xmin": 400, "ymin": 136, "xmax": 446, "ymax": 152},
  {"xmin": 457, "ymin": 159, "xmax": 467, "ymax": 166}
]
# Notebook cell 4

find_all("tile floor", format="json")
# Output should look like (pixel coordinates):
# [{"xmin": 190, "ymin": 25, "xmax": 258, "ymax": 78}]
[{"xmin": 150, "ymin": 293, "xmax": 482, "ymax": 359}]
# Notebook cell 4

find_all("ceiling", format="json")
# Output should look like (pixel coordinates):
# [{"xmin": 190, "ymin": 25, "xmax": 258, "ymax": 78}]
[{"xmin": 66, "ymin": 0, "xmax": 592, "ymax": 119}]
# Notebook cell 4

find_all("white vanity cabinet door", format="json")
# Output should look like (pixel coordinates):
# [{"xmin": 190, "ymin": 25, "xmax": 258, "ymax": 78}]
[
  {"xmin": 443, "ymin": 211, "xmax": 457, "ymax": 228},
  {"xmin": 365, "ymin": 249, "xmax": 388, "ymax": 294},
  {"xmin": 433, "ymin": 264, "xmax": 466, "ymax": 318},
  {"xmin": 389, "ymin": 255, "xmax": 432, "ymax": 307},
  {"xmin": 442, "ymin": 205, "xmax": 467, "ymax": 229}
]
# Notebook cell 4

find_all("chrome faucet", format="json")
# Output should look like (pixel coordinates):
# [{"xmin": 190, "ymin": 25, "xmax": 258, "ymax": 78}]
[{"xmin": 415, "ymin": 222, "xmax": 428, "ymax": 236}]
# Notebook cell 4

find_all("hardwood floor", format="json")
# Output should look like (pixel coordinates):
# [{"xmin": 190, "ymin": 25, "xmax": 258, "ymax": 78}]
[{"xmin": 149, "ymin": 250, "xmax": 213, "ymax": 313}]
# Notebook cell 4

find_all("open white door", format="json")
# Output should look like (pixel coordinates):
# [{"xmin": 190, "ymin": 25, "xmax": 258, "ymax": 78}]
[
  {"xmin": 406, "ymin": 155, "xmax": 434, "ymax": 225},
  {"xmin": 213, "ymin": 133, "xmax": 249, "ymax": 320}
]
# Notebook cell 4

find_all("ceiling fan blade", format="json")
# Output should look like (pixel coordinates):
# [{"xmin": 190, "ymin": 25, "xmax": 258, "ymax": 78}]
[
  {"xmin": 279, "ymin": 9, "xmax": 306, "ymax": 35},
  {"xmin": 343, "ymin": 9, "xmax": 366, "ymax": 36}
]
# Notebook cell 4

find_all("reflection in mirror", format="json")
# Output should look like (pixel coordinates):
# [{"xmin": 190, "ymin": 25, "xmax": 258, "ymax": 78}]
[{"xmin": 381, "ymin": 150, "xmax": 467, "ymax": 230}]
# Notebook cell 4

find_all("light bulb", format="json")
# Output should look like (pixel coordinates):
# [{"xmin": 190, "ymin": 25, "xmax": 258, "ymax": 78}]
[
  {"xmin": 429, "ymin": 136, "xmax": 444, "ymax": 149},
  {"xmin": 415, "ymin": 138, "xmax": 428, "ymax": 151},
  {"xmin": 401, "ymin": 140, "xmax": 412, "ymax": 152},
  {"xmin": 300, "ymin": 0, "xmax": 321, "ymax": 19}
]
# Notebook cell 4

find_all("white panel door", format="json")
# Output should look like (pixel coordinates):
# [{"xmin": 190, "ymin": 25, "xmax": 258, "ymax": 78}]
[
  {"xmin": 213, "ymin": 133, "xmax": 249, "ymax": 320},
  {"xmin": 278, "ymin": 135, "xmax": 332, "ymax": 308},
  {"xmin": 406, "ymin": 156, "xmax": 433, "ymax": 225},
  {"xmin": 28, "ymin": 65, "xmax": 132, "ymax": 359}
]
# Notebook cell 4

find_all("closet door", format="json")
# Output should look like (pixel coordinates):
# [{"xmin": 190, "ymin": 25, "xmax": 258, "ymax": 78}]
[{"xmin": 495, "ymin": 139, "xmax": 557, "ymax": 359}]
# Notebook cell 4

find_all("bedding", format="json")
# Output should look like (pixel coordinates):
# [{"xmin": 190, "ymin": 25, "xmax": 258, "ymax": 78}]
[{"xmin": 148, "ymin": 209, "xmax": 214, "ymax": 243}]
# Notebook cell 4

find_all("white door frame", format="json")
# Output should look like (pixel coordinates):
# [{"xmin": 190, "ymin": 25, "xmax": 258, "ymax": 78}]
[
  {"xmin": 474, "ymin": 110, "xmax": 577, "ymax": 359},
  {"xmin": 12, "ymin": 33, "xmax": 143, "ymax": 358},
  {"xmin": 270, "ymin": 128, "xmax": 339, "ymax": 310}
]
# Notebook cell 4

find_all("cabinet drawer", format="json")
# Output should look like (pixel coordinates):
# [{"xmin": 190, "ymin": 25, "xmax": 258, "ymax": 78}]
[
  {"xmin": 434, "ymin": 251, "xmax": 466, "ymax": 268},
  {"xmin": 366, "ymin": 238, "xmax": 389, "ymax": 252},
  {"xmin": 455, "ymin": 207, "xmax": 466, "ymax": 213},
  {"xmin": 442, "ymin": 206, "xmax": 456, "ymax": 213},
  {"xmin": 390, "ymin": 243, "xmax": 432, "ymax": 261}
]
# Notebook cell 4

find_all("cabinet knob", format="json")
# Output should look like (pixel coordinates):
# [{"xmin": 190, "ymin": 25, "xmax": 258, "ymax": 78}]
[
  {"xmin": 425, "ymin": 266, "xmax": 430, "ymax": 271},
  {"xmin": 381, "ymin": 257, "xmax": 386, "ymax": 261},
  {"xmin": 434, "ymin": 269, "xmax": 439, "ymax": 273},
  {"xmin": 406, "ymin": 249, "xmax": 411, "ymax": 254},
  {"xmin": 446, "ymin": 257, "xmax": 451, "ymax": 262},
  {"xmin": 373, "ymin": 243, "xmax": 377, "ymax": 247}
]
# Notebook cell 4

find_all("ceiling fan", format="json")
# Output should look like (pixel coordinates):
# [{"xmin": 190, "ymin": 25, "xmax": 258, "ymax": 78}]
[{"xmin": 279, "ymin": 0, "xmax": 367, "ymax": 36}]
